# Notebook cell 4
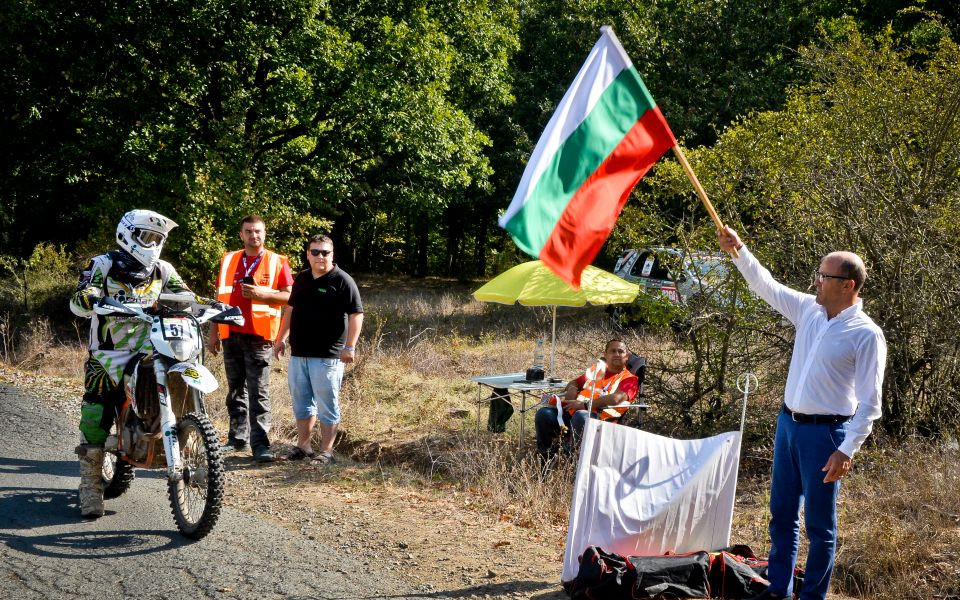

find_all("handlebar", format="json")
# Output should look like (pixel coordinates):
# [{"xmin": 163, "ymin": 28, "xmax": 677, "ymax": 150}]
[{"xmin": 94, "ymin": 295, "xmax": 245, "ymax": 327}]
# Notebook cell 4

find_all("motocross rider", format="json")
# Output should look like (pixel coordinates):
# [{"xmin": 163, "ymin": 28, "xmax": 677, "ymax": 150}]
[{"xmin": 69, "ymin": 209, "xmax": 191, "ymax": 518}]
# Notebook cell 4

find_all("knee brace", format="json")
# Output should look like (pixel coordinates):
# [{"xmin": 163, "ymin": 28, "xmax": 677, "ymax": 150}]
[{"xmin": 79, "ymin": 397, "xmax": 110, "ymax": 445}]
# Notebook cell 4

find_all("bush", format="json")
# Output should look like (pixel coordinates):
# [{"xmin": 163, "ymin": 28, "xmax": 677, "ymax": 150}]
[
  {"xmin": 634, "ymin": 20, "xmax": 960, "ymax": 440},
  {"xmin": 0, "ymin": 243, "xmax": 76, "ymax": 334}
]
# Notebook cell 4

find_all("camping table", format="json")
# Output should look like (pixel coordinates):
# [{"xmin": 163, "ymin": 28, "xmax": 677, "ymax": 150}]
[{"xmin": 470, "ymin": 372, "xmax": 567, "ymax": 449}]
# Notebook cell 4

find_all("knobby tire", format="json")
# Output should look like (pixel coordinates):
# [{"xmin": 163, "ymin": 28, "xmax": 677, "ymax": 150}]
[
  {"xmin": 168, "ymin": 412, "xmax": 225, "ymax": 540},
  {"xmin": 102, "ymin": 452, "xmax": 135, "ymax": 499}
]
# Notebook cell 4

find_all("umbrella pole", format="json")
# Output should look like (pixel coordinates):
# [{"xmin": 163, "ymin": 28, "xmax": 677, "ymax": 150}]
[{"xmin": 551, "ymin": 305, "xmax": 557, "ymax": 376}]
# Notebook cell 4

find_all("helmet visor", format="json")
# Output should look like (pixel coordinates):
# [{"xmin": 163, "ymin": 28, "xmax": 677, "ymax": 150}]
[{"xmin": 134, "ymin": 228, "xmax": 165, "ymax": 247}]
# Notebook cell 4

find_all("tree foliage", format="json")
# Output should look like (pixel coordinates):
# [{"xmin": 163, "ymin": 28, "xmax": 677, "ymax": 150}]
[
  {"xmin": 3, "ymin": 1, "xmax": 960, "ymax": 437},
  {"xmin": 7, "ymin": 0, "xmax": 956, "ymax": 281},
  {"xmin": 1, "ymin": 0, "xmax": 516, "ymax": 287},
  {"xmin": 639, "ymin": 18, "xmax": 960, "ymax": 438}
]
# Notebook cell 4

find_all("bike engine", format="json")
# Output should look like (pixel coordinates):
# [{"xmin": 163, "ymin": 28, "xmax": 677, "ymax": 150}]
[
  {"xmin": 121, "ymin": 357, "xmax": 163, "ymax": 464},
  {"xmin": 121, "ymin": 414, "xmax": 151, "ymax": 463}
]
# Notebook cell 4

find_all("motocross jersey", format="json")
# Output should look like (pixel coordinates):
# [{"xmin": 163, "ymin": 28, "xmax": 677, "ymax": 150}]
[{"xmin": 70, "ymin": 251, "xmax": 191, "ymax": 384}]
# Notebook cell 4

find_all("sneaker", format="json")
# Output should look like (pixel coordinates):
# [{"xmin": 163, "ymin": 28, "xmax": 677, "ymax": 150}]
[{"xmin": 252, "ymin": 445, "xmax": 274, "ymax": 463}]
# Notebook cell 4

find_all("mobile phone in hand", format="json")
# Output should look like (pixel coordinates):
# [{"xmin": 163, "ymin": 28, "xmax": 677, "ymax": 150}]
[{"xmin": 242, "ymin": 276, "xmax": 255, "ymax": 284}]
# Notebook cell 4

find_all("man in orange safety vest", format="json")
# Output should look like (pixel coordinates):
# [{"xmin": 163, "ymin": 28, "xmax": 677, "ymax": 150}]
[
  {"xmin": 208, "ymin": 215, "xmax": 293, "ymax": 462},
  {"xmin": 534, "ymin": 339, "xmax": 639, "ymax": 461}
]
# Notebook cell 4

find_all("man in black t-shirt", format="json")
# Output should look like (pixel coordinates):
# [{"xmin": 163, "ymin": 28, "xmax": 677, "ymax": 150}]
[{"xmin": 274, "ymin": 235, "xmax": 363, "ymax": 464}]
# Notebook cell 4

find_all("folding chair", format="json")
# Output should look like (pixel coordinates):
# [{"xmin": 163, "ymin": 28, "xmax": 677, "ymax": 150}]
[{"xmin": 619, "ymin": 353, "xmax": 650, "ymax": 429}]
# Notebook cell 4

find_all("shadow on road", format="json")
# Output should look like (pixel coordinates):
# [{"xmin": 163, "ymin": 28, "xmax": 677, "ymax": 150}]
[
  {"xmin": 0, "ymin": 487, "xmax": 189, "ymax": 559},
  {"xmin": 0, "ymin": 528, "xmax": 188, "ymax": 559},
  {"xmin": 0, "ymin": 454, "xmax": 165, "ymax": 480},
  {"xmin": 0, "ymin": 487, "xmax": 84, "ymax": 529},
  {"xmin": 0, "ymin": 455, "xmax": 76, "ymax": 478}
]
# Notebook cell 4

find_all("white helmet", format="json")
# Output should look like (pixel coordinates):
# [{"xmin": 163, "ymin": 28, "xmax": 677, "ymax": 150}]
[{"xmin": 115, "ymin": 209, "xmax": 178, "ymax": 270}]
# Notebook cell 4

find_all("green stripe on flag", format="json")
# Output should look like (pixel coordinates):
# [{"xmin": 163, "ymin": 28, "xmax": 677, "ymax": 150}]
[{"xmin": 505, "ymin": 66, "xmax": 658, "ymax": 255}]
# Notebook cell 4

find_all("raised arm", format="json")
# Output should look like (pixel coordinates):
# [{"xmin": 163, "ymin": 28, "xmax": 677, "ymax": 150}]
[{"xmin": 718, "ymin": 226, "xmax": 811, "ymax": 325}]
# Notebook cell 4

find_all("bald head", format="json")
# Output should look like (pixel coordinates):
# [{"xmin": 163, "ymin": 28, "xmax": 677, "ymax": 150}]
[{"xmin": 824, "ymin": 251, "xmax": 866, "ymax": 293}]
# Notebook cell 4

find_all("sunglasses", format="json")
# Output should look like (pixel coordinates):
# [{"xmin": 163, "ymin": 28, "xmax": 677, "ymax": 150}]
[{"xmin": 309, "ymin": 248, "xmax": 333, "ymax": 257}]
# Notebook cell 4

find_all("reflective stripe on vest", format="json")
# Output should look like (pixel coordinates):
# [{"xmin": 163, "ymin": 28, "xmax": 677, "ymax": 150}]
[
  {"xmin": 576, "ymin": 361, "xmax": 635, "ymax": 421},
  {"xmin": 250, "ymin": 303, "xmax": 283, "ymax": 318},
  {"xmin": 216, "ymin": 249, "xmax": 287, "ymax": 341}
]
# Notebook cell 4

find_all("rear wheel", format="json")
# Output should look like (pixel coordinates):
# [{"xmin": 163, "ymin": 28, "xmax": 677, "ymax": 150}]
[
  {"xmin": 168, "ymin": 412, "xmax": 224, "ymax": 540},
  {"xmin": 102, "ymin": 452, "xmax": 135, "ymax": 499}
]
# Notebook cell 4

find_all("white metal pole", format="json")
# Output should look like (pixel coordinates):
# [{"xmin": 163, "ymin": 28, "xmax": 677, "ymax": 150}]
[{"xmin": 550, "ymin": 305, "xmax": 557, "ymax": 376}]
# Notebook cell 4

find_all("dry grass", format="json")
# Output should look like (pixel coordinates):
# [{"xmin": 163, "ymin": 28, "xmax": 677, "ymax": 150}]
[
  {"xmin": 832, "ymin": 439, "xmax": 960, "ymax": 598},
  {"xmin": 0, "ymin": 315, "xmax": 87, "ymax": 377},
  {"xmin": 4, "ymin": 274, "xmax": 960, "ymax": 599}
]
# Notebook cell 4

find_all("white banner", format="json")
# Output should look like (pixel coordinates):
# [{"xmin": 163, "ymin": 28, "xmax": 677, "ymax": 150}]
[{"xmin": 562, "ymin": 420, "xmax": 741, "ymax": 583}]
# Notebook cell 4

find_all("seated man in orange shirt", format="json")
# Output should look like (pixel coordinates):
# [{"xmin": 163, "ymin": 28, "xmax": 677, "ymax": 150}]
[{"xmin": 534, "ymin": 339, "xmax": 639, "ymax": 460}]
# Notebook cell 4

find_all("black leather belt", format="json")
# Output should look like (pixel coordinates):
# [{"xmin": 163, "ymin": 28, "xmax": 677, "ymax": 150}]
[{"xmin": 783, "ymin": 404, "xmax": 852, "ymax": 425}]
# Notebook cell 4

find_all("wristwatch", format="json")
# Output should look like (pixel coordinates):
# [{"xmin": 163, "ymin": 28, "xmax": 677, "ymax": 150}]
[{"xmin": 343, "ymin": 345, "xmax": 355, "ymax": 351}]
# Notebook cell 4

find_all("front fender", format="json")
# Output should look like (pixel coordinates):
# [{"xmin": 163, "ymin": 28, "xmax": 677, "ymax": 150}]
[{"xmin": 169, "ymin": 362, "xmax": 219, "ymax": 394}]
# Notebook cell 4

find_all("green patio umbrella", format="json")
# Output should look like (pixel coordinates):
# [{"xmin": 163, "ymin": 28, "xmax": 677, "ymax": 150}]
[{"xmin": 473, "ymin": 260, "xmax": 639, "ymax": 374}]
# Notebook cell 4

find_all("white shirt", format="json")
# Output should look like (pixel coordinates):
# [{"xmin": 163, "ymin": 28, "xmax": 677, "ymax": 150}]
[{"xmin": 733, "ymin": 246, "xmax": 886, "ymax": 457}]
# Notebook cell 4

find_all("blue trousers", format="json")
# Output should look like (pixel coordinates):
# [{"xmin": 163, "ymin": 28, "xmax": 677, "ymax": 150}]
[
  {"xmin": 767, "ymin": 409, "xmax": 847, "ymax": 600},
  {"xmin": 534, "ymin": 406, "xmax": 592, "ymax": 456}
]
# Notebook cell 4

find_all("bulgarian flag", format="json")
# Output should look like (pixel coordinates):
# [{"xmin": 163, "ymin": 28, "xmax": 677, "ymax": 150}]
[{"xmin": 499, "ymin": 26, "xmax": 677, "ymax": 288}]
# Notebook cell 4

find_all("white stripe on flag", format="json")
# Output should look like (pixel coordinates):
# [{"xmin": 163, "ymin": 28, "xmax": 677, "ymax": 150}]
[{"xmin": 500, "ymin": 26, "xmax": 633, "ymax": 226}]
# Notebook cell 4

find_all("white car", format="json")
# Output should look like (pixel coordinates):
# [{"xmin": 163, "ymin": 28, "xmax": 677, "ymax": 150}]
[{"xmin": 613, "ymin": 248, "xmax": 730, "ymax": 305}]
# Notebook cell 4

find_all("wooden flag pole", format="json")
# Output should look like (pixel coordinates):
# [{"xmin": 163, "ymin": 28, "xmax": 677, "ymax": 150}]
[{"xmin": 670, "ymin": 143, "xmax": 739, "ymax": 258}]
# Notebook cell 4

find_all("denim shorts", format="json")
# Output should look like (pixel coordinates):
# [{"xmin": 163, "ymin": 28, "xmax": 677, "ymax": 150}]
[{"xmin": 288, "ymin": 356, "xmax": 344, "ymax": 424}]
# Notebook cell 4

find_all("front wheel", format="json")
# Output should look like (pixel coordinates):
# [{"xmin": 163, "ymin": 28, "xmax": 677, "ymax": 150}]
[
  {"xmin": 102, "ymin": 452, "xmax": 135, "ymax": 499},
  {"xmin": 168, "ymin": 412, "xmax": 224, "ymax": 540}
]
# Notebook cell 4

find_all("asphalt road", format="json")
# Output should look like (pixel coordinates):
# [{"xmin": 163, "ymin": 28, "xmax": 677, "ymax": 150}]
[{"xmin": 0, "ymin": 383, "xmax": 405, "ymax": 600}]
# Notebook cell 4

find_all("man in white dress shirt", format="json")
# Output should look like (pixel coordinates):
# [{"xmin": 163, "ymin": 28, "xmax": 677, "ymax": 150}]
[{"xmin": 718, "ymin": 226, "xmax": 886, "ymax": 600}]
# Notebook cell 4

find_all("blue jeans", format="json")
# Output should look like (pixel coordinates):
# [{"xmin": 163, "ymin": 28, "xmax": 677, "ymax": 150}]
[
  {"xmin": 288, "ymin": 356, "xmax": 344, "ymax": 425},
  {"xmin": 767, "ymin": 409, "xmax": 847, "ymax": 600},
  {"xmin": 534, "ymin": 406, "xmax": 593, "ymax": 456}
]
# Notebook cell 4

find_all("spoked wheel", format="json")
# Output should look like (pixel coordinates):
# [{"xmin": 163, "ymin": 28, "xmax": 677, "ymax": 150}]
[
  {"xmin": 102, "ymin": 451, "xmax": 135, "ymax": 499},
  {"xmin": 169, "ymin": 412, "xmax": 224, "ymax": 540}
]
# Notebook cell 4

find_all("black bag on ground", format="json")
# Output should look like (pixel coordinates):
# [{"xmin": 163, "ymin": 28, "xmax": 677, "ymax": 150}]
[
  {"xmin": 707, "ymin": 546, "xmax": 768, "ymax": 599},
  {"xmin": 564, "ymin": 546, "xmax": 636, "ymax": 600},
  {"xmin": 486, "ymin": 388, "xmax": 514, "ymax": 433},
  {"xmin": 631, "ymin": 551, "xmax": 711, "ymax": 599},
  {"xmin": 565, "ymin": 545, "xmax": 803, "ymax": 599},
  {"xmin": 710, "ymin": 545, "xmax": 804, "ymax": 599}
]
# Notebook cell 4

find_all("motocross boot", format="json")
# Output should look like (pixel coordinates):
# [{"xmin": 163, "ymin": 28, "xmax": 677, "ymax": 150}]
[{"xmin": 76, "ymin": 444, "xmax": 105, "ymax": 518}]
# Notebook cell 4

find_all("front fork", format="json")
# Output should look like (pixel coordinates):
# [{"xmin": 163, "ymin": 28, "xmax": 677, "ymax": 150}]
[{"xmin": 153, "ymin": 358, "xmax": 183, "ymax": 481}]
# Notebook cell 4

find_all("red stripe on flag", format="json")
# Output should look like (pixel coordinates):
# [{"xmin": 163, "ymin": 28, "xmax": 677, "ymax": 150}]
[{"xmin": 540, "ymin": 107, "xmax": 675, "ymax": 288}]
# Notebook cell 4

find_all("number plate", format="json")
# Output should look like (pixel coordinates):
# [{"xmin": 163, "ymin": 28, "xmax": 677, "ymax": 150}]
[{"xmin": 161, "ymin": 317, "xmax": 193, "ymax": 340}]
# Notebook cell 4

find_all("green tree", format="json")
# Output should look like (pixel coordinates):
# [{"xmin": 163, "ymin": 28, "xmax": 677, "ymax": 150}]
[
  {"xmin": 0, "ymin": 0, "xmax": 517, "ymax": 285},
  {"xmin": 642, "ymin": 17, "xmax": 960, "ymax": 438}
]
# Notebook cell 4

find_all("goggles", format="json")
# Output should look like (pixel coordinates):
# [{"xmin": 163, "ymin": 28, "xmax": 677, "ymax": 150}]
[{"xmin": 134, "ymin": 228, "xmax": 166, "ymax": 247}]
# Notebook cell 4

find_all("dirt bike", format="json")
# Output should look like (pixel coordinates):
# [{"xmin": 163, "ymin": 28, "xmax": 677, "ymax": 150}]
[{"xmin": 94, "ymin": 293, "xmax": 243, "ymax": 539}]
